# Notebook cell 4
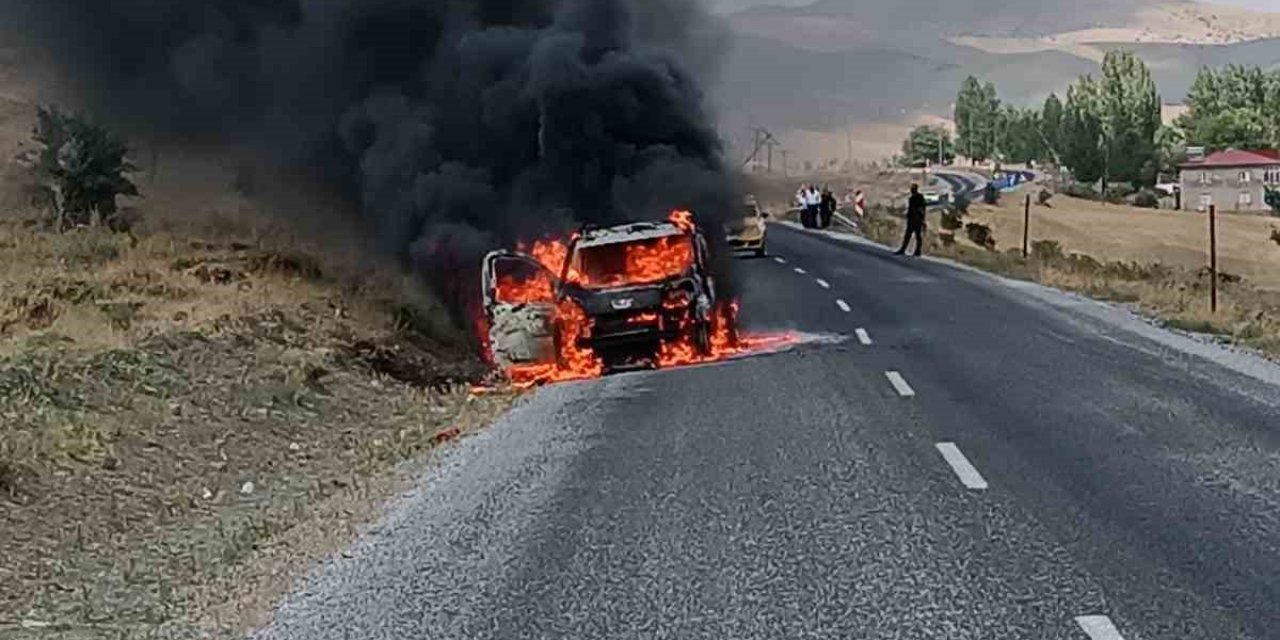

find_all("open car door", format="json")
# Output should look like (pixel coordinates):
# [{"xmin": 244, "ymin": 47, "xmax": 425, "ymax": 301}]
[{"xmin": 480, "ymin": 251, "xmax": 560, "ymax": 370}]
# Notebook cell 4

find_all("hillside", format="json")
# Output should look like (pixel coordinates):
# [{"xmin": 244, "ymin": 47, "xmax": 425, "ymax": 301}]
[
  {"xmin": 0, "ymin": 38, "xmax": 509, "ymax": 639},
  {"xmin": 714, "ymin": 0, "xmax": 1280, "ymax": 166}
]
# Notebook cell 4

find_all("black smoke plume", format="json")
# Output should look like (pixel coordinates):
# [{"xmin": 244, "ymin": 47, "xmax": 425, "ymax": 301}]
[{"xmin": 0, "ymin": 0, "xmax": 738, "ymax": 317}]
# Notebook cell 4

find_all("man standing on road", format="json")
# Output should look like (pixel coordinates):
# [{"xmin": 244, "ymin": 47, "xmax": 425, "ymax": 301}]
[
  {"xmin": 895, "ymin": 183, "xmax": 927, "ymax": 257},
  {"xmin": 820, "ymin": 186, "xmax": 836, "ymax": 229}
]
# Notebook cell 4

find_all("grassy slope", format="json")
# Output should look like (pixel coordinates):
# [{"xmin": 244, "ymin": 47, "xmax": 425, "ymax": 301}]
[{"xmin": 0, "ymin": 77, "xmax": 511, "ymax": 638}]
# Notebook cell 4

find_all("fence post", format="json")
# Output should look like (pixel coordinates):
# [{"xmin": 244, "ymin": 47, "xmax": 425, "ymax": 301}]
[
  {"xmin": 1209, "ymin": 204, "xmax": 1218, "ymax": 314},
  {"xmin": 1023, "ymin": 193, "xmax": 1031, "ymax": 258}
]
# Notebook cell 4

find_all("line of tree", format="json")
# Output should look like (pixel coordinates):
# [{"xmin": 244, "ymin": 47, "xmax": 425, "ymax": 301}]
[
  {"xmin": 1178, "ymin": 64, "xmax": 1280, "ymax": 152},
  {"xmin": 948, "ymin": 51, "xmax": 1166, "ymax": 189}
]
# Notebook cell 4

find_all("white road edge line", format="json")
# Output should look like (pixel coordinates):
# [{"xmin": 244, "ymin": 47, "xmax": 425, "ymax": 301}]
[
  {"xmin": 836, "ymin": 299, "xmax": 851, "ymax": 313},
  {"xmin": 885, "ymin": 371, "xmax": 915, "ymax": 397},
  {"xmin": 794, "ymin": 267, "xmax": 807, "ymax": 275},
  {"xmin": 856, "ymin": 328, "xmax": 872, "ymax": 345},
  {"xmin": 1075, "ymin": 616, "xmax": 1126, "ymax": 640},
  {"xmin": 816, "ymin": 278, "xmax": 831, "ymax": 289},
  {"xmin": 935, "ymin": 443, "xmax": 989, "ymax": 490},
  {"xmin": 774, "ymin": 256, "xmax": 787, "ymax": 265}
]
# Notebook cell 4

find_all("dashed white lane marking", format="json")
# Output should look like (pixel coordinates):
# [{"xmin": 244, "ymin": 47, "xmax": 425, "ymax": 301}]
[
  {"xmin": 856, "ymin": 328, "xmax": 872, "ymax": 345},
  {"xmin": 774, "ymin": 256, "xmax": 788, "ymax": 265},
  {"xmin": 836, "ymin": 299, "xmax": 851, "ymax": 313},
  {"xmin": 1075, "ymin": 616, "xmax": 1126, "ymax": 640},
  {"xmin": 815, "ymin": 278, "xmax": 831, "ymax": 289},
  {"xmin": 885, "ymin": 371, "xmax": 915, "ymax": 397},
  {"xmin": 935, "ymin": 443, "xmax": 989, "ymax": 490},
  {"xmin": 794, "ymin": 267, "xmax": 807, "ymax": 275}
]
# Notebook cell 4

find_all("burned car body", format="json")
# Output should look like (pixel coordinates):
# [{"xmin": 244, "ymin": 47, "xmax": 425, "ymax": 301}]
[
  {"xmin": 481, "ymin": 214, "xmax": 723, "ymax": 373},
  {"xmin": 480, "ymin": 251, "xmax": 559, "ymax": 370},
  {"xmin": 561, "ymin": 220, "xmax": 718, "ymax": 365}
]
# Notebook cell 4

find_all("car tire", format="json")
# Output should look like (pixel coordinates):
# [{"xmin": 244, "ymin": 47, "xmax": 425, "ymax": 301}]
[{"xmin": 755, "ymin": 245, "xmax": 767, "ymax": 258}]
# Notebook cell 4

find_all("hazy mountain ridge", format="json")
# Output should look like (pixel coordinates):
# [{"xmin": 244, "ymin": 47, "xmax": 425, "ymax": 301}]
[{"xmin": 714, "ymin": 0, "xmax": 1280, "ymax": 161}]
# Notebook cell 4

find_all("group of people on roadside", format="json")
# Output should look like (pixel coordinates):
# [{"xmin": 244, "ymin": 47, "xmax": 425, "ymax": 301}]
[
  {"xmin": 792, "ymin": 181, "xmax": 926, "ymax": 257},
  {"xmin": 796, "ymin": 185, "xmax": 869, "ymax": 230},
  {"xmin": 796, "ymin": 185, "xmax": 838, "ymax": 229}
]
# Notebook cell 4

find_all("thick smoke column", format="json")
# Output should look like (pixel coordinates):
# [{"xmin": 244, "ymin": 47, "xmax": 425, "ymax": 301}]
[{"xmin": 0, "ymin": 0, "xmax": 737, "ymax": 315}]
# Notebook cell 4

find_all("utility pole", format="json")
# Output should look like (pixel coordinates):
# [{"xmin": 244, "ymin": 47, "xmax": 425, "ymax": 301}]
[
  {"xmin": 741, "ymin": 127, "xmax": 780, "ymax": 173},
  {"xmin": 1023, "ymin": 193, "xmax": 1031, "ymax": 258},
  {"xmin": 846, "ymin": 117, "xmax": 853, "ymax": 168},
  {"xmin": 938, "ymin": 126, "xmax": 945, "ymax": 168},
  {"xmin": 1209, "ymin": 204, "xmax": 1218, "ymax": 314}
]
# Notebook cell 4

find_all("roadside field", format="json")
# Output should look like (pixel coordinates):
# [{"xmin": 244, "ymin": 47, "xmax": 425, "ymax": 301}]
[{"xmin": 967, "ymin": 191, "xmax": 1280, "ymax": 290}]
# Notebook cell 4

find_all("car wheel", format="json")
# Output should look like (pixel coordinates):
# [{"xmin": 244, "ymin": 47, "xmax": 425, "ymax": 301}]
[{"xmin": 755, "ymin": 245, "xmax": 767, "ymax": 258}]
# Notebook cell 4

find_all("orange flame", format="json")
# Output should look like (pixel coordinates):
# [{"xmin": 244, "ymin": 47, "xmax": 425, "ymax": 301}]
[{"xmin": 486, "ymin": 211, "xmax": 782, "ymax": 386}]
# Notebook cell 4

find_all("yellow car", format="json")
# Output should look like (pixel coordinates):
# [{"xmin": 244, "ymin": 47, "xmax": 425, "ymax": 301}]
[{"xmin": 726, "ymin": 198, "xmax": 769, "ymax": 257}]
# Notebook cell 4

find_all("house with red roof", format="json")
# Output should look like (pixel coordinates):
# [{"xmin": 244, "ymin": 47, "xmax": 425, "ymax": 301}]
[{"xmin": 1180, "ymin": 148, "xmax": 1280, "ymax": 213}]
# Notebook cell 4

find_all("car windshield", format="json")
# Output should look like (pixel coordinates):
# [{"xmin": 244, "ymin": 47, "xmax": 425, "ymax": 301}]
[{"xmin": 571, "ymin": 235, "xmax": 694, "ymax": 289}]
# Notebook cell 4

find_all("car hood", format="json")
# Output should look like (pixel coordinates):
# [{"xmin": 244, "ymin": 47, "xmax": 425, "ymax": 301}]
[{"xmin": 726, "ymin": 218, "xmax": 764, "ymax": 234}]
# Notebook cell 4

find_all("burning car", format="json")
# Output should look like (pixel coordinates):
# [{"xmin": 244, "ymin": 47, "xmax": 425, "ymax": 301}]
[{"xmin": 481, "ymin": 210, "xmax": 738, "ymax": 380}]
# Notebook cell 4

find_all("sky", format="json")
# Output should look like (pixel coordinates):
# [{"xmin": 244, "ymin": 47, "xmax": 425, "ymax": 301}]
[{"xmin": 710, "ymin": 0, "xmax": 1280, "ymax": 12}]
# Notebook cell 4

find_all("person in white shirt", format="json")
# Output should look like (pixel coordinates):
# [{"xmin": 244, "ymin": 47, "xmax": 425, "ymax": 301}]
[{"xmin": 803, "ymin": 186, "xmax": 821, "ymax": 228}]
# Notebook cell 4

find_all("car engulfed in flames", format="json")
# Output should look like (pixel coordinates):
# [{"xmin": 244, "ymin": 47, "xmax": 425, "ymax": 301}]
[{"xmin": 480, "ymin": 210, "xmax": 747, "ymax": 384}]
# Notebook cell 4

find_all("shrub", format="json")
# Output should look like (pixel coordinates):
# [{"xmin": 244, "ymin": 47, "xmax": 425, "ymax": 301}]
[
  {"xmin": 939, "ymin": 232, "xmax": 956, "ymax": 246},
  {"xmin": 1131, "ymin": 189, "xmax": 1160, "ymax": 209},
  {"xmin": 1060, "ymin": 182, "xmax": 1098, "ymax": 200},
  {"xmin": 1065, "ymin": 253, "xmax": 1102, "ymax": 274},
  {"xmin": 1271, "ymin": 227, "xmax": 1280, "ymax": 247},
  {"xmin": 1100, "ymin": 261, "xmax": 1169, "ymax": 282},
  {"xmin": 32, "ymin": 106, "xmax": 140, "ymax": 231},
  {"xmin": 983, "ymin": 182, "xmax": 1000, "ymax": 205},
  {"xmin": 1104, "ymin": 183, "xmax": 1137, "ymax": 204},
  {"xmin": 1030, "ymin": 240, "xmax": 1064, "ymax": 262},
  {"xmin": 940, "ymin": 210, "xmax": 964, "ymax": 231},
  {"xmin": 965, "ymin": 222, "xmax": 996, "ymax": 250}
]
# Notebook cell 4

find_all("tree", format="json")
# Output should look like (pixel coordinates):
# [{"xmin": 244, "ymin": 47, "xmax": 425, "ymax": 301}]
[
  {"xmin": 1154, "ymin": 125, "xmax": 1187, "ymax": 182},
  {"xmin": 1098, "ymin": 50, "xmax": 1161, "ymax": 187},
  {"xmin": 1061, "ymin": 77, "xmax": 1106, "ymax": 184},
  {"xmin": 900, "ymin": 125, "xmax": 955, "ymax": 166},
  {"xmin": 954, "ymin": 76, "xmax": 1001, "ymax": 162},
  {"xmin": 1000, "ymin": 107, "xmax": 1046, "ymax": 165},
  {"xmin": 1266, "ymin": 187, "xmax": 1280, "ymax": 214},
  {"xmin": 1197, "ymin": 108, "xmax": 1268, "ymax": 151},
  {"xmin": 1040, "ymin": 93, "xmax": 1064, "ymax": 162},
  {"xmin": 33, "ymin": 106, "xmax": 139, "ymax": 230},
  {"xmin": 1179, "ymin": 65, "xmax": 1280, "ymax": 151}
]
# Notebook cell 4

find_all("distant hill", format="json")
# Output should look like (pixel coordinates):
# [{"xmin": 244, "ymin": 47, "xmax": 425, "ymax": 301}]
[{"xmin": 712, "ymin": 0, "xmax": 1280, "ymax": 164}]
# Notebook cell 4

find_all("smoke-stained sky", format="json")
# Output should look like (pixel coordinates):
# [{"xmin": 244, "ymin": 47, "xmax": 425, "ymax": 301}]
[{"xmin": 0, "ymin": 0, "xmax": 738, "ymax": 314}]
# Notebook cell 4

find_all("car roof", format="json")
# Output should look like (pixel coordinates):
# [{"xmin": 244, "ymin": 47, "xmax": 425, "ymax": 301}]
[{"xmin": 577, "ymin": 221, "xmax": 686, "ymax": 249}]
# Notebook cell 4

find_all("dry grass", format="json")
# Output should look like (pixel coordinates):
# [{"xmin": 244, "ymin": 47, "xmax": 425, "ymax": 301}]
[
  {"xmin": 969, "ymin": 191, "xmax": 1280, "ymax": 291},
  {"xmin": 858, "ymin": 202, "xmax": 1280, "ymax": 360},
  {"xmin": 0, "ymin": 204, "xmax": 501, "ymax": 638},
  {"xmin": 0, "ymin": 43, "xmax": 517, "ymax": 638}
]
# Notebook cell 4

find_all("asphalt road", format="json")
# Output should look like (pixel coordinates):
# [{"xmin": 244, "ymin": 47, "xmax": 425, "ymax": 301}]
[{"xmin": 253, "ymin": 223, "xmax": 1280, "ymax": 640}]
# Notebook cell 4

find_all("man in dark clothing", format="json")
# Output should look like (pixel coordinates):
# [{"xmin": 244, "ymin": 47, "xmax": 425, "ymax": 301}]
[
  {"xmin": 819, "ymin": 187, "xmax": 837, "ymax": 228},
  {"xmin": 895, "ymin": 183, "xmax": 927, "ymax": 257}
]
